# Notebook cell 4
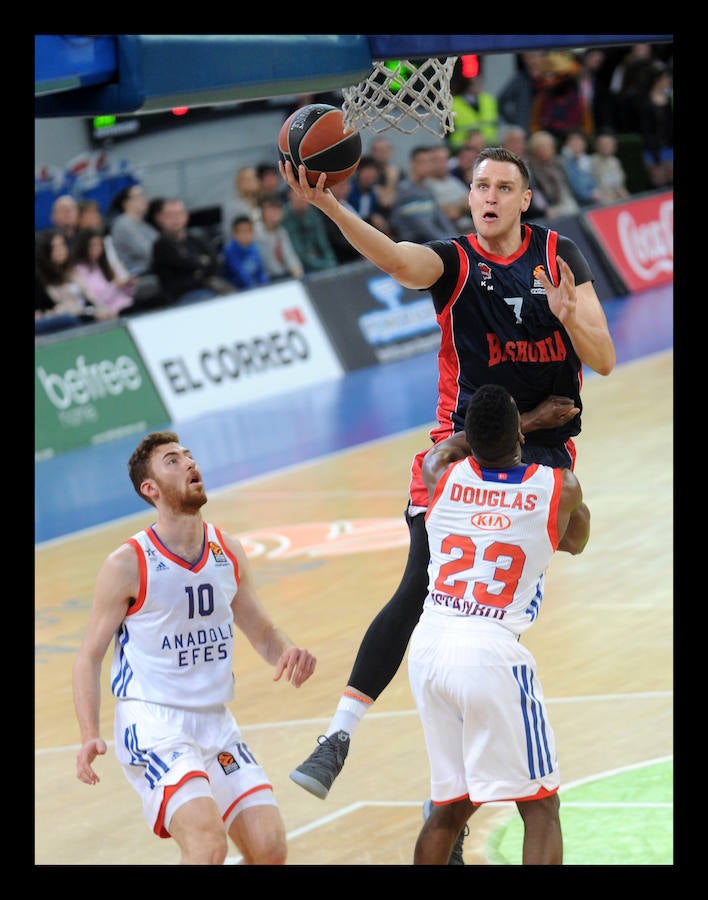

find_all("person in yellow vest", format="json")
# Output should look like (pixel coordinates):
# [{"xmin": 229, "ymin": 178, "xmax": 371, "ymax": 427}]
[{"xmin": 449, "ymin": 75, "xmax": 500, "ymax": 150}]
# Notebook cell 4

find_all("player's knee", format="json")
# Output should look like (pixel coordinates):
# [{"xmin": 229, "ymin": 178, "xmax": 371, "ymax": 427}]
[
  {"xmin": 179, "ymin": 824, "xmax": 229, "ymax": 865},
  {"xmin": 243, "ymin": 831, "xmax": 287, "ymax": 865}
]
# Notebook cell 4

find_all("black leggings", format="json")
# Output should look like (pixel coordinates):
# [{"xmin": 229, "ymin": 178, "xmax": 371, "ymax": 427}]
[{"xmin": 347, "ymin": 508, "xmax": 430, "ymax": 700}]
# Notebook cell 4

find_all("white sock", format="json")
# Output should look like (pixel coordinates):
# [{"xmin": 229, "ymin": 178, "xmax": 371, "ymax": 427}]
[{"xmin": 324, "ymin": 689, "xmax": 373, "ymax": 740}]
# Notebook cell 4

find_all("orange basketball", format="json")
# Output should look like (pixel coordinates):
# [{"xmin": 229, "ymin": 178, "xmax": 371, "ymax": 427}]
[{"xmin": 278, "ymin": 103, "xmax": 362, "ymax": 188}]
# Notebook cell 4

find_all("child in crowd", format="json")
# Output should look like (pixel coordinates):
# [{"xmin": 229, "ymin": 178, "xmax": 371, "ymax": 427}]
[{"xmin": 222, "ymin": 215, "xmax": 270, "ymax": 289}]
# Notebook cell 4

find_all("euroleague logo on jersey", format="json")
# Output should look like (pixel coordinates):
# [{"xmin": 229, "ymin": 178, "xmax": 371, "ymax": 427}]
[
  {"xmin": 209, "ymin": 541, "xmax": 230, "ymax": 565},
  {"xmin": 218, "ymin": 751, "xmax": 240, "ymax": 774},
  {"xmin": 532, "ymin": 264, "xmax": 549, "ymax": 295},
  {"xmin": 471, "ymin": 512, "xmax": 512, "ymax": 530}
]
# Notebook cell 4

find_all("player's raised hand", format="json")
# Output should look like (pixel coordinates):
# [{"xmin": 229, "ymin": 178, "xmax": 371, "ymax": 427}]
[
  {"xmin": 279, "ymin": 160, "xmax": 336, "ymax": 210},
  {"xmin": 536, "ymin": 256, "xmax": 578, "ymax": 329}
]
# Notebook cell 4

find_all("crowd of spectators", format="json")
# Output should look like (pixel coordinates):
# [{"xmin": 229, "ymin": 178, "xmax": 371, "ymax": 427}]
[{"xmin": 35, "ymin": 42, "xmax": 672, "ymax": 337}]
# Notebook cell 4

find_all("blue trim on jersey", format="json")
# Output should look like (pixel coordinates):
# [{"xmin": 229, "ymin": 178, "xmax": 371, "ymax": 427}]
[
  {"xmin": 124, "ymin": 723, "xmax": 169, "ymax": 789},
  {"xmin": 525, "ymin": 578, "xmax": 544, "ymax": 624},
  {"xmin": 111, "ymin": 623, "xmax": 134, "ymax": 697},
  {"xmin": 479, "ymin": 464, "xmax": 530, "ymax": 484},
  {"xmin": 514, "ymin": 664, "xmax": 554, "ymax": 779}
]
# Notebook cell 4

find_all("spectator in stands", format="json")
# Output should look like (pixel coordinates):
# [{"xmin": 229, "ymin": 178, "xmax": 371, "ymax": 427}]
[
  {"xmin": 497, "ymin": 50, "xmax": 545, "ymax": 133},
  {"xmin": 256, "ymin": 162, "xmax": 288, "ymax": 203},
  {"xmin": 146, "ymin": 196, "xmax": 166, "ymax": 231},
  {"xmin": 526, "ymin": 130, "xmax": 579, "ymax": 219},
  {"xmin": 348, "ymin": 155, "xmax": 393, "ymax": 236},
  {"xmin": 367, "ymin": 136, "xmax": 401, "ymax": 213},
  {"xmin": 108, "ymin": 184, "xmax": 166, "ymax": 307},
  {"xmin": 109, "ymin": 185, "xmax": 160, "ymax": 277},
  {"xmin": 35, "ymin": 275, "xmax": 83, "ymax": 335},
  {"xmin": 608, "ymin": 42, "xmax": 656, "ymax": 133},
  {"xmin": 530, "ymin": 51, "xmax": 594, "ymax": 143},
  {"xmin": 50, "ymin": 194, "xmax": 80, "ymax": 250},
  {"xmin": 499, "ymin": 125, "xmax": 550, "ymax": 221},
  {"xmin": 70, "ymin": 227, "xmax": 137, "ymax": 316},
  {"xmin": 576, "ymin": 47, "xmax": 613, "ymax": 133},
  {"xmin": 222, "ymin": 165, "xmax": 262, "ymax": 244},
  {"xmin": 389, "ymin": 146, "xmax": 457, "ymax": 242},
  {"xmin": 35, "ymin": 229, "xmax": 117, "ymax": 331},
  {"xmin": 449, "ymin": 72, "xmax": 500, "ymax": 150},
  {"xmin": 254, "ymin": 193, "xmax": 305, "ymax": 282},
  {"xmin": 424, "ymin": 144, "xmax": 474, "ymax": 232},
  {"xmin": 590, "ymin": 130, "xmax": 630, "ymax": 203},
  {"xmin": 560, "ymin": 129, "xmax": 603, "ymax": 207},
  {"xmin": 222, "ymin": 215, "xmax": 270, "ymax": 289},
  {"xmin": 152, "ymin": 198, "xmax": 234, "ymax": 304},
  {"xmin": 637, "ymin": 61, "xmax": 673, "ymax": 189},
  {"xmin": 281, "ymin": 187, "xmax": 338, "ymax": 274},
  {"xmin": 322, "ymin": 179, "xmax": 363, "ymax": 264},
  {"xmin": 77, "ymin": 198, "xmax": 136, "ymax": 287},
  {"xmin": 448, "ymin": 130, "xmax": 487, "ymax": 188}
]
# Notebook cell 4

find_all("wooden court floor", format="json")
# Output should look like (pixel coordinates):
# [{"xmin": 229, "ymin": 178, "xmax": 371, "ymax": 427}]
[{"xmin": 35, "ymin": 349, "xmax": 673, "ymax": 866}]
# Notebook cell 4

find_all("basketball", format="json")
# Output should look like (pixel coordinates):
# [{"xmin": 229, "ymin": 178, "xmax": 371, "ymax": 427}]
[{"xmin": 278, "ymin": 103, "xmax": 362, "ymax": 188}]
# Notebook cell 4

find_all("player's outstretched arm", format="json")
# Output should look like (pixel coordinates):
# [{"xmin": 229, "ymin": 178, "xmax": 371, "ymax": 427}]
[{"xmin": 280, "ymin": 160, "xmax": 443, "ymax": 290}]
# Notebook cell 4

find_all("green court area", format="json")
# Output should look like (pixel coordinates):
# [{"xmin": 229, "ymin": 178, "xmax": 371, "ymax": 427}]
[{"xmin": 486, "ymin": 758, "xmax": 673, "ymax": 865}]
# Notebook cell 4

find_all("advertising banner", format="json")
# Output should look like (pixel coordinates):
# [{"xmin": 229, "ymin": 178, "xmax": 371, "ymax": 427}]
[
  {"xmin": 35, "ymin": 325, "xmax": 170, "ymax": 459},
  {"xmin": 126, "ymin": 282, "xmax": 344, "ymax": 421},
  {"xmin": 583, "ymin": 191, "xmax": 673, "ymax": 293},
  {"xmin": 305, "ymin": 261, "xmax": 440, "ymax": 371}
]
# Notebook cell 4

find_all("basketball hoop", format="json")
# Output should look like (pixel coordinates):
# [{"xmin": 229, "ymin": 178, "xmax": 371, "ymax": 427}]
[{"xmin": 342, "ymin": 57, "xmax": 457, "ymax": 139}]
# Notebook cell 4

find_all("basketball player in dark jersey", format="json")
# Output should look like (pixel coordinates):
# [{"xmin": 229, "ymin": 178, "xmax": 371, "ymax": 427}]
[{"xmin": 280, "ymin": 147, "xmax": 615, "ymax": 861}]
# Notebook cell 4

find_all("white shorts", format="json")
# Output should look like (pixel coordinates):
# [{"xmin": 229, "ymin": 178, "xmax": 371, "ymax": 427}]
[
  {"xmin": 114, "ymin": 699, "xmax": 277, "ymax": 838},
  {"xmin": 408, "ymin": 610, "xmax": 560, "ymax": 805}
]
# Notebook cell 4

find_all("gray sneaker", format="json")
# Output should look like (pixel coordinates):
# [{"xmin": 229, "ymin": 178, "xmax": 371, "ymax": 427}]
[
  {"xmin": 290, "ymin": 731, "xmax": 350, "ymax": 799},
  {"xmin": 423, "ymin": 797, "xmax": 469, "ymax": 865}
]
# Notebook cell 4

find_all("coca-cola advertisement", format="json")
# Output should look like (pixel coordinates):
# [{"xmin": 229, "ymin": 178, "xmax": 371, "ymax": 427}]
[{"xmin": 584, "ymin": 192, "xmax": 673, "ymax": 293}]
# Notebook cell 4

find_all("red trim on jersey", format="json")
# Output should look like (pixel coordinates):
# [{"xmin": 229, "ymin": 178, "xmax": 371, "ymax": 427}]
[
  {"xmin": 547, "ymin": 468, "xmax": 563, "ymax": 549},
  {"xmin": 520, "ymin": 463, "xmax": 539, "ymax": 481},
  {"xmin": 154, "ymin": 770, "xmax": 209, "ymax": 838},
  {"xmin": 424, "ymin": 459, "xmax": 460, "ymax": 523},
  {"xmin": 566, "ymin": 437, "xmax": 577, "ymax": 470},
  {"xmin": 434, "ymin": 242, "xmax": 471, "ymax": 444},
  {"xmin": 125, "ymin": 537, "xmax": 147, "ymax": 615},
  {"xmin": 545, "ymin": 228, "xmax": 560, "ymax": 286},
  {"xmin": 214, "ymin": 525, "xmax": 240, "ymax": 582},
  {"xmin": 467, "ymin": 224, "xmax": 533, "ymax": 265},
  {"xmin": 146, "ymin": 522, "xmax": 210, "ymax": 571},
  {"xmin": 428, "ymin": 793, "xmax": 470, "ymax": 808},
  {"xmin": 474, "ymin": 783, "xmax": 559, "ymax": 806},
  {"xmin": 222, "ymin": 783, "xmax": 274, "ymax": 825}
]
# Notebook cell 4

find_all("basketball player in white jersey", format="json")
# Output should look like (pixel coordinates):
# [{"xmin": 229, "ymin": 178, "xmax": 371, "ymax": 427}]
[
  {"xmin": 408, "ymin": 385, "xmax": 590, "ymax": 864},
  {"xmin": 72, "ymin": 431, "xmax": 317, "ymax": 865}
]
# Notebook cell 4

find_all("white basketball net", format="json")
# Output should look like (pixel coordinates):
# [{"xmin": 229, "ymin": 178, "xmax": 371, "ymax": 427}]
[{"xmin": 342, "ymin": 57, "xmax": 458, "ymax": 139}]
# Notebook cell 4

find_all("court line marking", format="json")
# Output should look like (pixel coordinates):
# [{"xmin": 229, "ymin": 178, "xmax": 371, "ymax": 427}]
[
  {"xmin": 223, "ymin": 755, "xmax": 673, "ymax": 864},
  {"xmin": 35, "ymin": 690, "xmax": 672, "ymax": 756}
]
